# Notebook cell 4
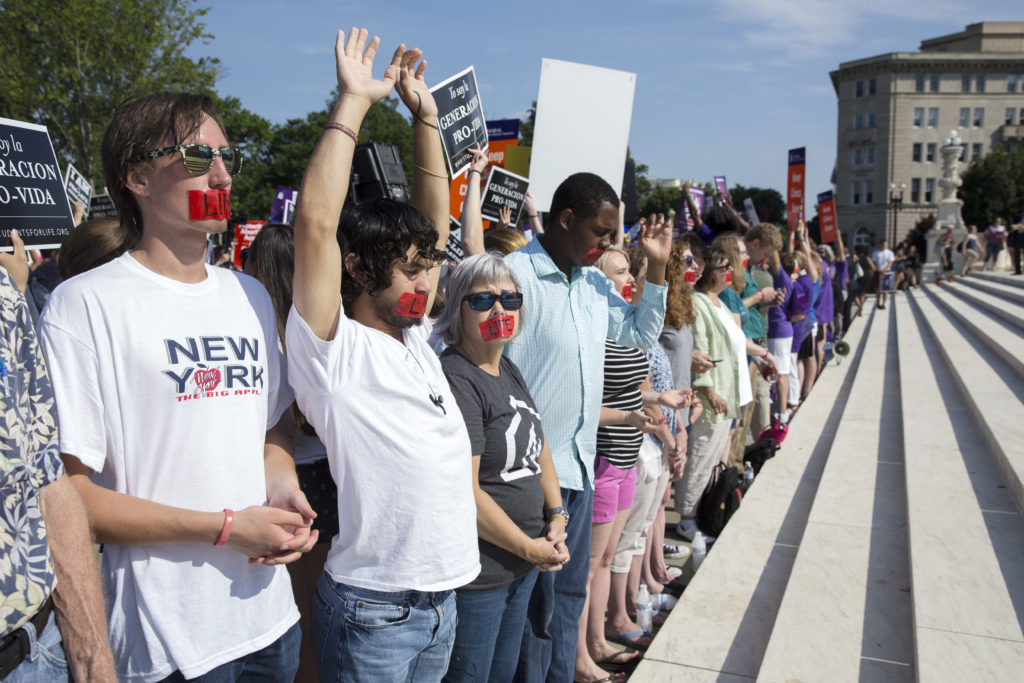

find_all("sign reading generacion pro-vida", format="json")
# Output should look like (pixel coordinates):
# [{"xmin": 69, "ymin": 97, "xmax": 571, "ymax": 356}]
[
  {"xmin": 430, "ymin": 66, "xmax": 487, "ymax": 177},
  {"xmin": 0, "ymin": 117, "xmax": 75, "ymax": 250}
]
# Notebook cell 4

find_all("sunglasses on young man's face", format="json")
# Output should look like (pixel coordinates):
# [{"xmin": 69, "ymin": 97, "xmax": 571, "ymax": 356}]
[
  {"xmin": 462, "ymin": 292, "xmax": 524, "ymax": 311},
  {"xmin": 142, "ymin": 143, "xmax": 244, "ymax": 176}
]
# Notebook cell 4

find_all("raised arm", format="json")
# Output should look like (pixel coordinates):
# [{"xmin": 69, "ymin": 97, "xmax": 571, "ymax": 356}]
[
  {"xmin": 293, "ymin": 28, "xmax": 404, "ymax": 341},
  {"xmin": 460, "ymin": 144, "xmax": 489, "ymax": 257},
  {"xmin": 523, "ymin": 193, "xmax": 544, "ymax": 234},
  {"xmin": 395, "ymin": 54, "xmax": 449, "ymax": 316}
]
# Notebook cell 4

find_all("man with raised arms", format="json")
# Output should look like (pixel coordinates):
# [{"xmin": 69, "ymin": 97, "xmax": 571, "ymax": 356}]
[
  {"xmin": 39, "ymin": 93, "xmax": 316, "ymax": 681},
  {"xmin": 286, "ymin": 29, "xmax": 479, "ymax": 681}
]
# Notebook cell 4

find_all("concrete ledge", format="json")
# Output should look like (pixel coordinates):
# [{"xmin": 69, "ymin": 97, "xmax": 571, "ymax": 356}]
[
  {"xmin": 641, "ymin": 308, "xmax": 873, "ymax": 680},
  {"xmin": 970, "ymin": 270, "xmax": 1024, "ymax": 291},
  {"xmin": 894, "ymin": 295, "xmax": 1024, "ymax": 677},
  {"xmin": 955, "ymin": 275, "xmax": 1024, "ymax": 307},
  {"xmin": 913, "ymin": 285, "xmax": 1024, "ymax": 513}
]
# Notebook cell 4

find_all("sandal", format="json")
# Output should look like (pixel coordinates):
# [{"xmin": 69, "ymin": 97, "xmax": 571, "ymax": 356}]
[{"xmin": 605, "ymin": 629, "xmax": 653, "ymax": 650}]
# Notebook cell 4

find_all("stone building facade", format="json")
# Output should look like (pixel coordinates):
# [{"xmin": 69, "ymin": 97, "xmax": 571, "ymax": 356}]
[{"xmin": 830, "ymin": 22, "xmax": 1024, "ymax": 248}]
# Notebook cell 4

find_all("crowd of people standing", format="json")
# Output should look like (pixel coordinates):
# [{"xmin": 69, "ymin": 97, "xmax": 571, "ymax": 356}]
[{"xmin": 1, "ymin": 25, "xmax": 912, "ymax": 683}]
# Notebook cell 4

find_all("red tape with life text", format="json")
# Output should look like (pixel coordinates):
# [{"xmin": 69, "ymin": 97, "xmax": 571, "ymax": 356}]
[
  {"xmin": 479, "ymin": 315, "xmax": 515, "ymax": 341},
  {"xmin": 396, "ymin": 292, "xmax": 428, "ymax": 318},
  {"xmin": 188, "ymin": 190, "xmax": 231, "ymax": 220}
]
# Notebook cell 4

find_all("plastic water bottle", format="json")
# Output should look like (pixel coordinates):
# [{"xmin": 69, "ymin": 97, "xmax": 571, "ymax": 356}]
[
  {"xmin": 744, "ymin": 461, "xmax": 755, "ymax": 487},
  {"xmin": 691, "ymin": 531, "xmax": 707, "ymax": 571},
  {"xmin": 635, "ymin": 584, "xmax": 654, "ymax": 633}
]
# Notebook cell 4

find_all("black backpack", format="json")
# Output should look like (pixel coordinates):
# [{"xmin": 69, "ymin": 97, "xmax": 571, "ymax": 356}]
[
  {"xmin": 697, "ymin": 463, "xmax": 742, "ymax": 538},
  {"xmin": 744, "ymin": 436, "xmax": 780, "ymax": 474}
]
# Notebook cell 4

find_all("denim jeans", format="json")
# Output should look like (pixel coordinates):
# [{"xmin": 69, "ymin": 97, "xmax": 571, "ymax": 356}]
[
  {"xmin": 443, "ymin": 571, "xmax": 538, "ymax": 682},
  {"xmin": 313, "ymin": 574, "xmax": 456, "ymax": 682},
  {"xmin": 5, "ymin": 613, "xmax": 68, "ymax": 683},
  {"xmin": 514, "ymin": 479, "xmax": 593, "ymax": 683},
  {"xmin": 160, "ymin": 622, "xmax": 300, "ymax": 682}
]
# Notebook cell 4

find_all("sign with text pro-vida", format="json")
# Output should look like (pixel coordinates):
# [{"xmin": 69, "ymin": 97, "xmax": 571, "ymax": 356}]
[
  {"xmin": 817, "ymin": 190, "xmax": 838, "ymax": 244},
  {"xmin": 0, "ymin": 117, "xmax": 75, "ymax": 250},
  {"xmin": 480, "ymin": 166, "xmax": 529, "ymax": 223},
  {"xmin": 786, "ymin": 147, "xmax": 805, "ymax": 233},
  {"xmin": 430, "ymin": 66, "xmax": 488, "ymax": 177}
]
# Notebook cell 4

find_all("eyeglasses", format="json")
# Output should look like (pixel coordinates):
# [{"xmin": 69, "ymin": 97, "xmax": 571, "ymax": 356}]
[
  {"xmin": 682, "ymin": 255, "xmax": 696, "ymax": 268},
  {"xmin": 141, "ymin": 144, "xmax": 244, "ymax": 176},
  {"xmin": 462, "ymin": 292, "xmax": 524, "ymax": 311},
  {"xmin": 712, "ymin": 263, "xmax": 733, "ymax": 271}
]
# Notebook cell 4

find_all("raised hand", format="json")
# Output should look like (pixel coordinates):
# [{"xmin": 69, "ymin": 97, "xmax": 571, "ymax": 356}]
[
  {"xmin": 394, "ymin": 46, "xmax": 436, "ymax": 119},
  {"xmin": 498, "ymin": 206, "xmax": 512, "ymax": 229},
  {"xmin": 334, "ymin": 27, "xmax": 404, "ymax": 107},
  {"xmin": 468, "ymin": 143, "xmax": 489, "ymax": 175},
  {"xmin": 638, "ymin": 212, "xmax": 672, "ymax": 270}
]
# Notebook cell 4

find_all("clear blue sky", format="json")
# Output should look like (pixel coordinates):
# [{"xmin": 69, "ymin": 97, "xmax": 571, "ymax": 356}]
[{"xmin": 188, "ymin": 2, "xmax": 1020, "ymax": 199}]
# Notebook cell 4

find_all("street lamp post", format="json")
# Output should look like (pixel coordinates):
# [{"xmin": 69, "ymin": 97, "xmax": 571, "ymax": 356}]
[{"xmin": 888, "ymin": 182, "xmax": 905, "ymax": 245}]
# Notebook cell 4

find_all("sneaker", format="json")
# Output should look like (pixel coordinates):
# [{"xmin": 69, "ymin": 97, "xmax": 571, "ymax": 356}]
[
  {"xmin": 665, "ymin": 565, "xmax": 683, "ymax": 578},
  {"xmin": 947, "ymin": 277, "xmax": 954, "ymax": 282},
  {"xmin": 663, "ymin": 543, "xmax": 689, "ymax": 559},
  {"xmin": 675, "ymin": 520, "xmax": 715, "ymax": 544}
]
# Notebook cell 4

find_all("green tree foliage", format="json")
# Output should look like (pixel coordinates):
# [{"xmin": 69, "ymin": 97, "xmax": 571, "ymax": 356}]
[
  {"xmin": 0, "ymin": 0, "xmax": 219, "ymax": 187},
  {"xmin": 959, "ymin": 146, "xmax": 1024, "ymax": 227},
  {"xmin": 728, "ymin": 184, "xmax": 786, "ymax": 224},
  {"xmin": 519, "ymin": 102, "xmax": 536, "ymax": 148}
]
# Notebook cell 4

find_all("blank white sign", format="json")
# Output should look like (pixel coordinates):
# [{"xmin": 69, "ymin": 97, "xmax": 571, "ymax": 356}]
[{"xmin": 530, "ymin": 58, "xmax": 636, "ymax": 212}]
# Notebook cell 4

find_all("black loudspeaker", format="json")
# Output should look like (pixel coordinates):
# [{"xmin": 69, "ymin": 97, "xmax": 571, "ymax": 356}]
[
  {"xmin": 621, "ymin": 159, "xmax": 638, "ymax": 224},
  {"xmin": 834, "ymin": 340, "xmax": 850, "ymax": 357},
  {"xmin": 349, "ymin": 143, "xmax": 411, "ymax": 204}
]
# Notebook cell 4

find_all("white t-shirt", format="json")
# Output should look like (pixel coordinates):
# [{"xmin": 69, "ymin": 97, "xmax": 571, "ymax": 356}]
[
  {"xmin": 286, "ymin": 302, "xmax": 480, "ymax": 592},
  {"xmin": 872, "ymin": 249, "xmax": 895, "ymax": 272},
  {"xmin": 39, "ymin": 253, "xmax": 297, "ymax": 682},
  {"xmin": 714, "ymin": 302, "xmax": 753, "ymax": 406}
]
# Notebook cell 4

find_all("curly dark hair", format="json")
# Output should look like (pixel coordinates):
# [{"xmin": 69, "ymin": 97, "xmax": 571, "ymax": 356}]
[
  {"xmin": 338, "ymin": 198, "xmax": 439, "ymax": 311},
  {"xmin": 665, "ymin": 239, "xmax": 698, "ymax": 328}
]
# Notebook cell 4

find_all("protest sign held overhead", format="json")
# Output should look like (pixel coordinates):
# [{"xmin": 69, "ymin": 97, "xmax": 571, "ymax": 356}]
[
  {"xmin": 786, "ymin": 147, "xmax": 805, "ymax": 233},
  {"xmin": 232, "ymin": 220, "xmax": 264, "ymax": 268},
  {"xmin": 817, "ymin": 190, "xmax": 838, "ymax": 243},
  {"xmin": 269, "ymin": 186, "xmax": 298, "ymax": 224},
  {"xmin": 89, "ymin": 192, "xmax": 118, "ymax": 219},
  {"xmin": 486, "ymin": 119, "xmax": 519, "ymax": 168},
  {"xmin": 743, "ymin": 197, "xmax": 760, "ymax": 226},
  {"xmin": 480, "ymin": 167, "xmax": 529, "ymax": 223},
  {"xmin": 684, "ymin": 187, "xmax": 705, "ymax": 228},
  {"xmin": 430, "ymin": 66, "xmax": 487, "ymax": 177},
  {"xmin": 0, "ymin": 117, "xmax": 76, "ymax": 250},
  {"xmin": 445, "ymin": 216, "xmax": 464, "ymax": 264},
  {"xmin": 530, "ymin": 58, "xmax": 635, "ymax": 211},
  {"xmin": 64, "ymin": 163, "xmax": 93, "ymax": 217},
  {"xmin": 713, "ymin": 175, "xmax": 728, "ymax": 198}
]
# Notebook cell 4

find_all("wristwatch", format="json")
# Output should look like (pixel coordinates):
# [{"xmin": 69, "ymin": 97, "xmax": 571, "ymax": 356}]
[{"xmin": 545, "ymin": 506, "xmax": 570, "ymax": 524}]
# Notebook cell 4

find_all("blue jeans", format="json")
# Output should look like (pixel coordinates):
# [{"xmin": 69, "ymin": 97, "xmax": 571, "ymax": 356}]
[
  {"xmin": 313, "ymin": 574, "xmax": 456, "ymax": 682},
  {"xmin": 160, "ymin": 622, "xmax": 300, "ymax": 682},
  {"xmin": 5, "ymin": 613, "xmax": 68, "ymax": 683},
  {"xmin": 443, "ymin": 571, "xmax": 538, "ymax": 682},
  {"xmin": 514, "ymin": 480, "xmax": 593, "ymax": 683}
]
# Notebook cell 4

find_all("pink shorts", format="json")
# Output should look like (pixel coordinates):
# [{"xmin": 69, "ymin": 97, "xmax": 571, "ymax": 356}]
[{"xmin": 593, "ymin": 455, "xmax": 637, "ymax": 524}]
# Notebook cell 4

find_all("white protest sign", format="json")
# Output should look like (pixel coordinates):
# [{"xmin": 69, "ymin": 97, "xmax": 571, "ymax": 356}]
[
  {"xmin": 529, "ymin": 59, "xmax": 636, "ymax": 211},
  {"xmin": 743, "ymin": 197, "xmax": 761, "ymax": 226}
]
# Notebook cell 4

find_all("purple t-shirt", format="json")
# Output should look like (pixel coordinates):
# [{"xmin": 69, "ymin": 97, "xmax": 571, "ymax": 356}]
[
  {"xmin": 790, "ymin": 274, "xmax": 814, "ymax": 353},
  {"xmin": 768, "ymin": 268, "xmax": 794, "ymax": 339},
  {"xmin": 813, "ymin": 262, "xmax": 834, "ymax": 326},
  {"xmin": 833, "ymin": 260, "xmax": 849, "ymax": 292}
]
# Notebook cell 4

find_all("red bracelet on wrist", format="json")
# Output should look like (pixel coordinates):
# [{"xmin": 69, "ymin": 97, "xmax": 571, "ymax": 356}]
[{"xmin": 214, "ymin": 508, "xmax": 234, "ymax": 546}]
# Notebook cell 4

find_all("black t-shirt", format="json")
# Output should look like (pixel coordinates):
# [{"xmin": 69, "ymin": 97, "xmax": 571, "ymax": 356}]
[{"xmin": 441, "ymin": 349, "xmax": 546, "ymax": 590}]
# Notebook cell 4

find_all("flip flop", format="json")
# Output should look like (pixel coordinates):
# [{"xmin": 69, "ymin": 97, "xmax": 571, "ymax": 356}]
[
  {"xmin": 658, "ymin": 577, "xmax": 687, "ymax": 597},
  {"xmin": 596, "ymin": 649, "xmax": 641, "ymax": 673},
  {"xmin": 605, "ymin": 629, "xmax": 653, "ymax": 650},
  {"xmin": 574, "ymin": 674, "xmax": 626, "ymax": 683}
]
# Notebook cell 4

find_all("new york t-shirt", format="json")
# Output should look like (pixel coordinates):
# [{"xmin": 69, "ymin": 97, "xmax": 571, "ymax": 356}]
[{"xmin": 39, "ymin": 252, "xmax": 297, "ymax": 682}]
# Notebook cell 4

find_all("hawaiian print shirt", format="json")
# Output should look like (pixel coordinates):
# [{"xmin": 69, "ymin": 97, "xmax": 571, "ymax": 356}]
[{"xmin": 0, "ymin": 269, "xmax": 63, "ymax": 636}]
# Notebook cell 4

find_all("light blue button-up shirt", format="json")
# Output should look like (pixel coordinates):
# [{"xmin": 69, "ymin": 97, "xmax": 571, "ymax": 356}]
[{"xmin": 504, "ymin": 238, "xmax": 667, "ymax": 490}]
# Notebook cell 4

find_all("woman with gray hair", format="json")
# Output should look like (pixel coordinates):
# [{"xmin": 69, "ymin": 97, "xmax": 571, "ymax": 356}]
[{"xmin": 435, "ymin": 252, "xmax": 569, "ymax": 683}]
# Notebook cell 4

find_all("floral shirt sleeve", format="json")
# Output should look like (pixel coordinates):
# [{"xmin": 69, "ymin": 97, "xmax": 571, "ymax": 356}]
[{"xmin": 0, "ymin": 269, "xmax": 63, "ymax": 637}]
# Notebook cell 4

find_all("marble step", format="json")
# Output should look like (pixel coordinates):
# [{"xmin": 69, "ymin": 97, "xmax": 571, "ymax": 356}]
[
  {"xmin": 913, "ymin": 285, "xmax": 1024, "ymax": 512},
  {"xmin": 893, "ymin": 295, "xmax": 1024, "ymax": 681},
  {"xmin": 969, "ymin": 270, "xmax": 1024, "ymax": 290},
  {"xmin": 954, "ymin": 275, "xmax": 1024, "ymax": 307},
  {"xmin": 756, "ymin": 303, "xmax": 914, "ymax": 682},
  {"xmin": 936, "ymin": 282, "xmax": 1024, "ymax": 334},
  {"xmin": 632, "ymin": 299, "xmax": 874, "ymax": 681}
]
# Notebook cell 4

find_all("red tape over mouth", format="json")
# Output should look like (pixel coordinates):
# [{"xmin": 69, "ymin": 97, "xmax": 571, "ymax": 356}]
[
  {"xmin": 585, "ymin": 248, "xmax": 605, "ymax": 265},
  {"xmin": 480, "ymin": 315, "xmax": 515, "ymax": 341},
  {"xmin": 621, "ymin": 284, "xmax": 633, "ymax": 300},
  {"xmin": 684, "ymin": 269, "xmax": 697, "ymax": 284},
  {"xmin": 396, "ymin": 292, "xmax": 428, "ymax": 318},
  {"xmin": 724, "ymin": 271, "xmax": 733, "ymax": 284},
  {"xmin": 187, "ymin": 190, "xmax": 231, "ymax": 220}
]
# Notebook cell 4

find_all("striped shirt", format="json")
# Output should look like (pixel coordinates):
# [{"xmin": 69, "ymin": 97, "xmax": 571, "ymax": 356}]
[
  {"xmin": 503, "ymin": 237, "xmax": 667, "ymax": 490},
  {"xmin": 596, "ymin": 340, "xmax": 649, "ymax": 468}
]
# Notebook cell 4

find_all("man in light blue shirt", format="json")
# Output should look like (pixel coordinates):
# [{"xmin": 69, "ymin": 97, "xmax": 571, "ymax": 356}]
[{"xmin": 504, "ymin": 172, "xmax": 669, "ymax": 683}]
